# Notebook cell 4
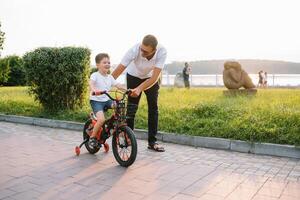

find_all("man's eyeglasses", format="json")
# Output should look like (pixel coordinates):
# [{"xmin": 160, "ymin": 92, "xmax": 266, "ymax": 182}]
[{"xmin": 140, "ymin": 47, "xmax": 156, "ymax": 55}]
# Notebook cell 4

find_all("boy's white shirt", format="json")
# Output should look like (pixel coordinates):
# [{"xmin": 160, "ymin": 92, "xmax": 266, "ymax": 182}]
[
  {"xmin": 121, "ymin": 43, "xmax": 167, "ymax": 79},
  {"xmin": 90, "ymin": 72, "xmax": 118, "ymax": 102}
]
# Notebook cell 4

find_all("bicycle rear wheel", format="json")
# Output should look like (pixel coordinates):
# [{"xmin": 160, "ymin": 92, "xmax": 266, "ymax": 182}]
[
  {"xmin": 112, "ymin": 126, "xmax": 137, "ymax": 167},
  {"xmin": 83, "ymin": 119, "xmax": 100, "ymax": 154}
]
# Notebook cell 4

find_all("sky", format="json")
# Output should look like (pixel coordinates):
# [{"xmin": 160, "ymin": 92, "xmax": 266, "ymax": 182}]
[{"xmin": 1, "ymin": 0, "xmax": 300, "ymax": 64}]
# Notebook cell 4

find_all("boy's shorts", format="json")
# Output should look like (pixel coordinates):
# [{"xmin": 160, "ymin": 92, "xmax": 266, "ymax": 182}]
[{"xmin": 90, "ymin": 100, "xmax": 113, "ymax": 114}]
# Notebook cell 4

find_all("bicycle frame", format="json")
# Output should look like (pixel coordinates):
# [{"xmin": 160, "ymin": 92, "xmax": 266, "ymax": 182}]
[
  {"xmin": 75, "ymin": 89, "xmax": 137, "ymax": 167},
  {"xmin": 78, "ymin": 90, "xmax": 131, "ymax": 148}
]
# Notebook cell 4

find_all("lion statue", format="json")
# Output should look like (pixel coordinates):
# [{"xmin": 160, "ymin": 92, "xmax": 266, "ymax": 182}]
[{"xmin": 223, "ymin": 61, "xmax": 255, "ymax": 89}]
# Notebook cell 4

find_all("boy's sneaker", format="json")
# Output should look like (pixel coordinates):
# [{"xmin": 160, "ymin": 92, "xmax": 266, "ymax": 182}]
[{"xmin": 89, "ymin": 137, "xmax": 100, "ymax": 148}]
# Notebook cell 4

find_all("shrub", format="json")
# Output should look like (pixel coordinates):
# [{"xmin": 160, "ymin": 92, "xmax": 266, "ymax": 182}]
[
  {"xmin": 0, "ymin": 57, "xmax": 10, "ymax": 84},
  {"xmin": 4, "ymin": 55, "xmax": 26, "ymax": 86},
  {"xmin": 23, "ymin": 47, "xmax": 91, "ymax": 111},
  {"xmin": 90, "ymin": 67, "xmax": 98, "ymax": 75}
]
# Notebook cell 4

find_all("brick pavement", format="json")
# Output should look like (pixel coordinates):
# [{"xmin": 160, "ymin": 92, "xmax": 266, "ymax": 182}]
[{"xmin": 0, "ymin": 122, "xmax": 299, "ymax": 200}]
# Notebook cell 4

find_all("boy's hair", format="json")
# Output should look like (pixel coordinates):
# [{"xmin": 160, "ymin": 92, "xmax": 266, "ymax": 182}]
[
  {"xmin": 95, "ymin": 53, "xmax": 109, "ymax": 64},
  {"xmin": 142, "ymin": 35, "xmax": 158, "ymax": 50}
]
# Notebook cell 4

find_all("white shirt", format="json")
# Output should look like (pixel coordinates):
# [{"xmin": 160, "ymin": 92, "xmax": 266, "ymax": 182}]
[
  {"xmin": 90, "ymin": 72, "xmax": 118, "ymax": 102},
  {"xmin": 121, "ymin": 43, "xmax": 167, "ymax": 79}
]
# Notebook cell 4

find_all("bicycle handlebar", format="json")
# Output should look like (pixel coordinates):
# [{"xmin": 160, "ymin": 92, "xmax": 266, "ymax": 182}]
[{"xmin": 92, "ymin": 89, "xmax": 132, "ymax": 101}]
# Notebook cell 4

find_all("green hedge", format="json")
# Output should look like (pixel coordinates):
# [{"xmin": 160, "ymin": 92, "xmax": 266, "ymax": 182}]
[
  {"xmin": 90, "ymin": 67, "xmax": 98, "ymax": 75},
  {"xmin": 23, "ymin": 47, "xmax": 91, "ymax": 112},
  {"xmin": 0, "ymin": 57, "xmax": 10, "ymax": 84},
  {"xmin": 3, "ymin": 55, "xmax": 26, "ymax": 86}
]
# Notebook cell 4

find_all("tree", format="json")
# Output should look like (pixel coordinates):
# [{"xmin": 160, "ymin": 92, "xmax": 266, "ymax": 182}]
[{"xmin": 0, "ymin": 21, "xmax": 5, "ymax": 57}]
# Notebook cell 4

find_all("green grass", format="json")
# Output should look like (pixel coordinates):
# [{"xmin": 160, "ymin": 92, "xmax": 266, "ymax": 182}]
[
  {"xmin": 1, "ymin": 86, "xmax": 299, "ymax": 146},
  {"xmin": 0, "ymin": 87, "xmax": 89, "ymax": 122}
]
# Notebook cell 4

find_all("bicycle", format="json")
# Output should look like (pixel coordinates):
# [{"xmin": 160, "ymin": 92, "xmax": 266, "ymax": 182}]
[{"xmin": 74, "ymin": 89, "xmax": 137, "ymax": 167}]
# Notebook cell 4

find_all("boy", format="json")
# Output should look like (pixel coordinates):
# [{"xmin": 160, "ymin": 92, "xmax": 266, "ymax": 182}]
[{"xmin": 89, "ymin": 53, "xmax": 125, "ymax": 148}]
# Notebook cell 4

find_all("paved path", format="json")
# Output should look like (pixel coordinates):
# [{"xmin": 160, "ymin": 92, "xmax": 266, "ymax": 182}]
[{"xmin": 0, "ymin": 122, "xmax": 299, "ymax": 200}]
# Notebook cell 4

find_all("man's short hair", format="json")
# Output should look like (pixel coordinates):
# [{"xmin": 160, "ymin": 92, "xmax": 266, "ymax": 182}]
[
  {"xmin": 142, "ymin": 35, "xmax": 158, "ymax": 49},
  {"xmin": 95, "ymin": 53, "xmax": 109, "ymax": 64}
]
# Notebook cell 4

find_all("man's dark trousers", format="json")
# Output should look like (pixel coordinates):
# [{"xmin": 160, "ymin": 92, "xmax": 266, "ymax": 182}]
[{"xmin": 126, "ymin": 73, "xmax": 159, "ymax": 145}]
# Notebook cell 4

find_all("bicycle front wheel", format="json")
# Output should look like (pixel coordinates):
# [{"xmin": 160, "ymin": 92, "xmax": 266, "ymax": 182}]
[{"xmin": 112, "ymin": 126, "xmax": 137, "ymax": 167}]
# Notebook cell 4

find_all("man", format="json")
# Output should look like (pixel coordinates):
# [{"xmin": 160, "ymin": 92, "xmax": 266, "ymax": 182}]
[
  {"xmin": 183, "ymin": 62, "xmax": 191, "ymax": 88},
  {"xmin": 112, "ymin": 35, "xmax": 167, "ymax": 152}
]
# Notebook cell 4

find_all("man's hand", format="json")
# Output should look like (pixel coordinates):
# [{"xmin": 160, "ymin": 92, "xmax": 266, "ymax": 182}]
[{"xmin": 130, "ymin": 87, "xmax": 142, "ymax": 97}]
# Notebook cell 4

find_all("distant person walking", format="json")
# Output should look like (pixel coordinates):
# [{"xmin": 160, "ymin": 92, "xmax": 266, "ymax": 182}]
[
  {"xmin": 258, "ymin": 70, "xmax": 268, "ymax": 88},
  {"xmin": 258, "ymin": 70, "xmax": 264, "ymax": 88},
  {"xmin": 183, "ymin": 62, "xmax": 191, "ymax": 88},
  {"xmin": 263, "ymin": 71, "xmax": 268, "ymax": 88}
]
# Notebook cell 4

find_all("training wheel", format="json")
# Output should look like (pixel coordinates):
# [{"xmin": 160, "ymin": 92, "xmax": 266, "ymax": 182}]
[
  {"xmin": 104, "ymin": 143, "xmax": 109, "ymax": 153},
  {"xmin": 75, "ymin": 146, "xmax": 80, "ymax": 156}
]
